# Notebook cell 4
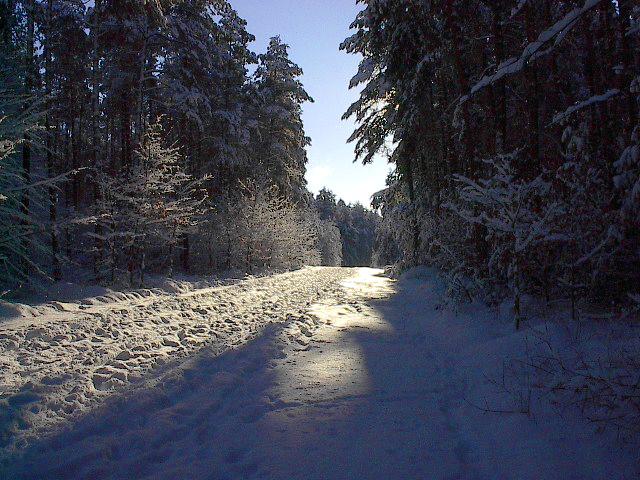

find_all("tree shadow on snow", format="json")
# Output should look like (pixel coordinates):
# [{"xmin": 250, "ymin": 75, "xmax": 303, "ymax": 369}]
[
  {"xmin": 2, "ymin": 277, "xmax": 447, "ymax": 480},
  {"xmin": 4, "ymin": 273, "xmax": 629, "ymax": 480},
  {"xmin": 3, "ymin": 321, "xmax": 288, "ymax": 480}
]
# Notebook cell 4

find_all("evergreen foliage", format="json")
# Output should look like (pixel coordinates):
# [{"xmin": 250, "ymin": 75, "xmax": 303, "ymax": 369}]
[
  {"xmin": 314, "ymin": 188, "xmax": 380, "ymax": 267},
  {"xmin": 344, "ymin": 0, "xmax": 640, "ymax": 322},
  {"xmin": 0, "ymin": 0, "xmax": 326, "ymax": 292}
]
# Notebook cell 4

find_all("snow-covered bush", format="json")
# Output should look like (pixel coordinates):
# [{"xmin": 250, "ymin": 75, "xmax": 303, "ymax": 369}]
[
  {"xmin": 201, "ymin": 183, "xmax": 321, "ymax": 273},
  {"xmin": 87, "ymin": 122, "xmax": 207, "ymax": 286},
  {"xmin": 448, "ymin": 154, "xmax": 564, "ymax": 326},
  {"xmin": 615, "ymin": 126, "xmax": 640, "ymax": 223},
  {"xmin": 444, "ymin": 149, "xmax": 630, "ymax": 323},
  {"xmin": 418, "ymin": 206, "xmax": 477, "ymax": 302},
  {"xmin": 519, "ymin": 328, "xmax": 640, "ymax": 440}
]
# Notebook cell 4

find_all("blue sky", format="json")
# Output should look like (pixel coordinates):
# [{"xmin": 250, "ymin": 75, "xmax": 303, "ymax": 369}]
[{"xmin": 233, "ymin": 0, "xmax": 390, "ymax": 206}]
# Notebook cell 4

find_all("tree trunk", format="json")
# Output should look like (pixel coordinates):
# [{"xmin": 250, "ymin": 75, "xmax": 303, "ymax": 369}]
[
  {"xmin": 21, "ymin": 0, "xmax": 35, "ymax": 270},
  {"xmin": 444, "ymin": 1, "xmax": 474, "ymax": 174},
  {"xmin": 136, "ymin": 28, "xmax": 148, "ymax": 143},
  {"xmin": 403, "ymin": 151, "xmax": 421, "ymax": 263},
  {"xmin": 0, "ymin": 0, "xmax": 14, "ymax": 45},
  {"xmin": 121, "ymin": 99, "xmax": 132, "ymax": 170},
  {"xmin": 181, "ymin": 234, "xmax": 190, "ymax": 273},
  {"xmin": 617, "ymin": 0, "xmax": 639, "ymax": 132},
  {"xmin": 45, "ymin": 0, "xmax": 61, "ymax": 280},
  {"xmin": 491, "ymin": 1, "xmax": 507, "ymax": 153},
  {"xmin": 524, "ymin": 3, "xmax": 541, "ymax": 177}
]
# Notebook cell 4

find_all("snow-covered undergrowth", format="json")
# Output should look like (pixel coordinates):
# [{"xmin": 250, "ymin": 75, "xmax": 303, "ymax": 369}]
[
  {"xmin": 505, "ymin": 306, "xmax": 640, "ymax": 439},
  {"xmin": 404, "ymin": 266, "xmax": 640, "ymax": 431},
  {"xmin": 391, "ymin": 267, "xmax": 639, "ymax": 477},
  {"xmin": 0, "ymin": 267, "xmax": 355, "ymax": 453}
]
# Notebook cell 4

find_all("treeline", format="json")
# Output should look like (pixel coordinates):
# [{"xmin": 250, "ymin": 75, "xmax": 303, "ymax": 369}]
[
  {"xmin": 345, "ymin": 1, "xmax": 640, "ymax": 323},
  {"xmin": 314, "ymin": 188, "xmax": 380, "ymax": 267},
  {"xmin": 0, "ymin": 0, "xmax": 347, "ymax": 292}
]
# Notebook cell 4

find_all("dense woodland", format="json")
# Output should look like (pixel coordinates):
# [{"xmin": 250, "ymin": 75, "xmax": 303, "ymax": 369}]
[
  {"xmin": 2, "ymin": 0, "xmax": 639, "ymax": 318},
  {"xmin": 314, "ymin": 188, "xmax": 381, "ymax": 267},
  {"xmin": 0, "ymin": 0, "xmax": 378, "ymax": 293},
  {"xmin": 346, "ymin": 0, "xmax": 640, "ymax": 321}
]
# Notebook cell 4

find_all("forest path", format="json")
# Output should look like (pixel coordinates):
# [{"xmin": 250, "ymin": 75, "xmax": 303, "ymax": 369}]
[{"xmin": 5, "ymin": 268, "xmax": 632, "ymax": 479}]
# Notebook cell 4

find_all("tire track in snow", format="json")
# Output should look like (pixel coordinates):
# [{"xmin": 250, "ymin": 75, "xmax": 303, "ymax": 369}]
[
  {"xmin": 4, "ymin": 269, "xmax": 370, "ymax": 479},
  {"xmin": 0, "ymin": 267, "xmax": 356, "ymax": 455}
]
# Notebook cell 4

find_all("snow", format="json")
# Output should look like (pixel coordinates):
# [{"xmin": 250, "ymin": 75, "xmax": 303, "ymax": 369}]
[
  {"xmin": 462, "ymin": 0, "xmax": 604, "ymax": 102},
  {"xmin": 0, "ymin": 267, "xmax": 353, "ymax": 453},
  {"xmin": 3, "ymin": 268, "xmax": 639, "ymax": 479},
  {"xmin": 552, "ymin": 89, "xmax": 620, "ymax": 125},
  {"xmin": 349, "ymin": 58, "xmax": 375, "ymax": 89}
]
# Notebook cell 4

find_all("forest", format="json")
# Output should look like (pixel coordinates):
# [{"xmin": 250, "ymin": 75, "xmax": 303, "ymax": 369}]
[
  {"xmin": 0, "ymin": 0, "xmax": 378, "ymax": 294},
  {"xmin": 345, "ymin": 0, "xmax": 640, "ymax": 322},
  {"xmin": 1, "ymin": 1, "xmax": 640, "ymax": 478}
]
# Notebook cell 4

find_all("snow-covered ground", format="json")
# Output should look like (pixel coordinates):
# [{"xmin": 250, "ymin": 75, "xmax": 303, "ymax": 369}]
[
  {"xmin": 0, "ymin": 267, "xmax": 354, "ymax": 454},
  {"xmin": 2, "ymin": 267, "xmax": 639, "ymax": 479}
]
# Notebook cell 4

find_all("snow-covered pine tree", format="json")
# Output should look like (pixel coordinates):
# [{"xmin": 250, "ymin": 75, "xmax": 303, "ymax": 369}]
[
  {"xmin": 0, "ymin": 87, "xmax": 68, "ymax": 294},
  {"xmin": 161, "ymin": 0, "xmax": 255, "ymax": 182},
  {"xmin": 344, "ymin": 0, "xmax": 640, "ymax": 311},
  {"xmin": 253, "ymin": 36, "xmax": 313, "ymax": 204},
  {"xmin": 0, "ymin": 122, "xmax": 37, "ymax": 293},
  {"xmin": 1, "ymin": 0, "xmax": 343, "ymax": 286},
  {"xmin": 98, "ymin": 0, "xmax": 165, "ymax": 175}
]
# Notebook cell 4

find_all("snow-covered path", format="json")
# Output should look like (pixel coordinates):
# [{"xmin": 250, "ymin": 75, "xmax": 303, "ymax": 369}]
[
  {"xmin": 0, "ymin": 268, "xmax": 354, "ymax": 454},
  {"xmin": 4, "ymin": 268, "xmax": 637, "ymax": 479}
]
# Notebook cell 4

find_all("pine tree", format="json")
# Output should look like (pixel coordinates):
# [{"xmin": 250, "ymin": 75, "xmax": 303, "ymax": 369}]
[
  {"xmin": 344, "ymin": 0, "xmax": 640, "ymax": 314},
  {"xmin": 0, "ymin": 0, "xmax": 329, "ymax": 289},
  {"xmin": 254, "ymin": 36, "xmax": 313, "ymax": 204}
]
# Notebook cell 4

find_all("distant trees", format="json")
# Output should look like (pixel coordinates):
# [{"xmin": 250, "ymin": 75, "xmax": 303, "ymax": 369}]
[
  {"xmin": 0, "ymin": 0, "xmax": 327, "ymax": 293},
  {"xmin": 314, "ymin": 188, "xmax": 380, "ymax": 267},
  {"xmin": 313, "ymin": 216, "xmax": 343, "ymax": 267},
  {"xmin": 344, "ymin": 1, "xmax": 640, "ymax": 320}
]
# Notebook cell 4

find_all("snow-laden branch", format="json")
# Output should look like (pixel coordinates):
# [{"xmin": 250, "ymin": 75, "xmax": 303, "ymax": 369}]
[
  {"xmin": 1, "ymin": 169, "xmax": 78, "ymax": 193},
  {"xmin": 510, "ymin": 0, "xmax": 529, "ymax": 19},
  {"xmin": 551, "ymin": 89, "xmax": 620, "ymax": 125},
  {"xmin": 461, "ymin": 0, "xmax": 604, "ymax": 103},
  {"xmin": 349, "ymin": 58, "xmax": 375, "ymax": 89}
]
